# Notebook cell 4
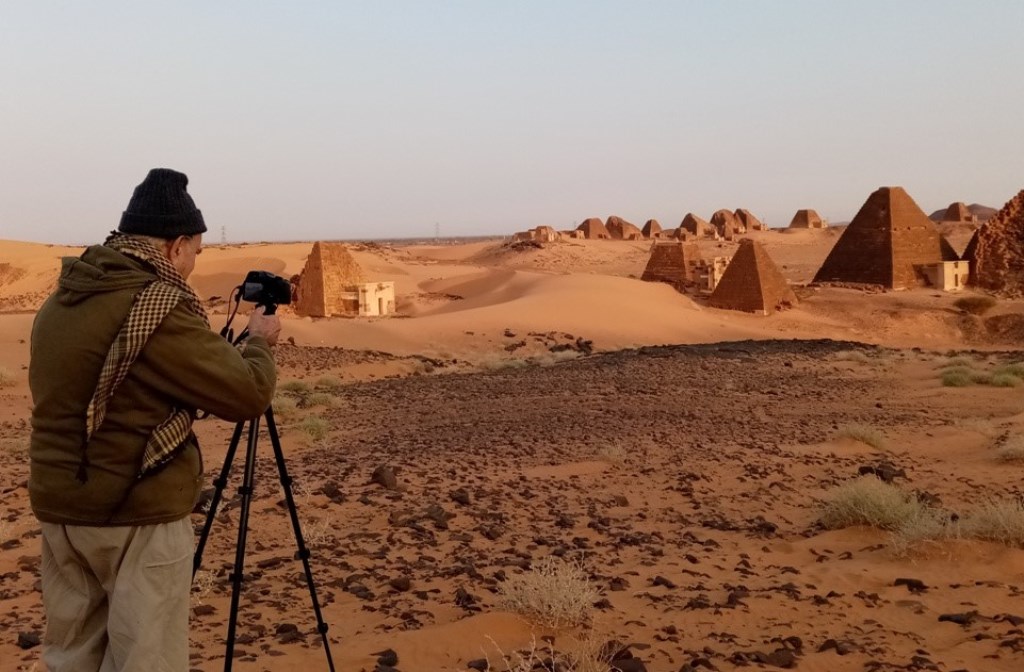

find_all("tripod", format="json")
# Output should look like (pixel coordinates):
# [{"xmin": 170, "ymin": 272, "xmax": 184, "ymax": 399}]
[{"xmin": 193, "ymin": 406, "xmax": 336, "ymax": 672}]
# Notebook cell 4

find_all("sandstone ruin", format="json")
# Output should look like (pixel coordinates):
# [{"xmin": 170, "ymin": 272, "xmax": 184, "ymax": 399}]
[
  {"xmin": 813, "ymin": 186, "xmax": 959, "ymax": 289},
  {"xmin": 577, "ymin": 218, "xmax": 611, "ymax": 239},
  {"xmin": 963, "ymin": 188, "xmax": 1024, "ymax": 296},
  {"xmin": 642, "ymin": 219, "xmax": 663, "ymax": 238},
  {"xmin": 708, "ymin": 239, "xmax": 796, "ymax": 315},
  {"xmin": 679, "ymin": 213, "xmax": 714, "ymax": 239},
  {"xmin": 788, "ymin": 209, "xmax": 825, "ymax": 229},
  {"xmin": 513, "ymin": 226, "xmax": 559, "ymax": 243},
  {"xmin": 606, "ymin": 216, "xmax": 644, "ymax": 240},
  {"xmin": 735, "ymin": 208, "xmax": 764, "ymax": 231},
  {"xmin": 640, "ymin": 241, "xmax": 702, "ymax": 291},
  {"xmin": 940, "ymin": 202, "xmax": 977, "ymax": 223},
  {"xmin": 293, "ymin": 242, "xmax": 395, "ymax": 317},
  {"xmin": 711, "ymin": 209, "xmax": 744, "ymax": 239}
]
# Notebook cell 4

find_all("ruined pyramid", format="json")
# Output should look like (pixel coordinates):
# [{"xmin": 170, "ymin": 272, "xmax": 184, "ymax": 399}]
[
  {"xmin": 735, "ymin": 209, "xmax": 764, "ymax": 231},
  {"xmin": 576, "ymin": 218, "xmax": 611, "ymax": 239},
  {"xmin": 963, "ymin": 189, "xmax": 1024, "ymax": 296},
  {"xmin": 640, "ymin": 241, "xmax": 702, "ymax": 291},
  {"xmin": 708, "ymin": 239, "xmax": 796, "ymax": 314},
  {"xmin": 642, "ymin": 219, "xmax": 662, "ymax": 238},
  {"xmin": 813, "ymin": 186, "xmax": 958, "ymax": 289},
  {"xmin": 679, "ymin": 213, "xmax": 712, "ymax": 238},
  {"xmin": 788, "ymin": 209, "xmax": 825, "ymax": 229},
  {"xmin": 941, "ymin": 202, "xmax": 973, "ymax": 222},
  {"xmin": 606, "ymin": 216, "xmax": 644, "ymax": 240},
  {"xmin": 294, "ymin": 241, "xmax": 365, "ymax": 317}
]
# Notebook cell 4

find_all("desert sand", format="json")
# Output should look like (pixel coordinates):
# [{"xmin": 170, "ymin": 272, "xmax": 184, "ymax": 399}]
[{"xmin": 3, "ymin": 229, "xmax": 1024, "ymax": 671}]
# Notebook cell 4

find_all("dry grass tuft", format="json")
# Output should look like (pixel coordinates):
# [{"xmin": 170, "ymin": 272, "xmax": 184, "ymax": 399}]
[
  {"xmin": 958, "ymin": 499, "xmax": 1024, "ymax": 548},
  {"xmin": 954, "ymin": 295, "xmax": 997, "ymax": 315},
  {"xmin": 0, "ymin": 367, "xmax": 15, "ymax": 388},
  {"xmin": 191, "ymin": 569, "xmax": 216, "ymax": 605},
  {"xmin": 299, "ymin": 416, "xmax": 330, "ymax": 441},
  {"xmin": 304, "ymin": 392, "xmax": 335, "ymax": 408},
  {"xmin": 315, "ymin": 375, "xmax": 344, "ymax": 391},
  {"xmin": 941, "ymin": 369, "xmax": 973, "ymax": 387},
  {"xmin": 990, "ymin": 373, "xmax": 1023, "ymax": 388},
  {"xmin": 272, "ymin": 394, "xmax": 299, "ymax": 421},
  {"xmin": 833, "ymin": 350, "xmax": 871, "ymax": 364},
  {"xmin": 820, "ymin": 476, "xmax": 926, "ymax": 531},
  {"xmin": 499, "ymin": 557, "xmax": 598, "ymax": 628},
  {"xmin": 471, "ymin": 633, "xmax": 607, "ymax": 672},
  {"xmin": 833, "ymin": 423, "xmax": 887, "ymax": 450},
  {"xmin": 595, "ymin": 445, "xmax": 627, "ymax": 466},
  {"xmin": 940, "ymin": 356, "xmax": 974, "ymax": 368},
  {"xmin": 478, "ymin": 355, "xmax": 530, "ymax": 372},
  {"xmin": 996, "ymin": 436, "xmax": 1024, "ymax": 462},
  {"xmin": 280, "ymin": 379, "xmax": 311, "ymax": 394}
]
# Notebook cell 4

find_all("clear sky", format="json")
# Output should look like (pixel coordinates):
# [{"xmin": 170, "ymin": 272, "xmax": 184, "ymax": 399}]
[{"xmin": 2, "ymin": 1, "xmax": 1023, "ymax": 244}]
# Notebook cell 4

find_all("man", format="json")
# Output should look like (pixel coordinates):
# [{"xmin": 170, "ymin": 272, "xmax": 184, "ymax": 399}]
[{"xmin": 29, "ymin": 168, "xmax": 281, "ymax": 671}]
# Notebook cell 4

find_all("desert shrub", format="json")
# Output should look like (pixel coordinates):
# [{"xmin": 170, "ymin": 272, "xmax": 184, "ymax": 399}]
[
  {"xmin": 479, "ymin": 355, "xmax": 530, "ymax": 372},
  {"xmin": 280, "ymin": 379, "xmax": 311, "ymax": 394},
  {"xmin": 595, "ymin": 445, "xmax": 626, "ymax": 466},
  {"xmin": 304, "ymin": 392, "xmax": 335, "ymax": 408},
  {"xmin": 191, "ymin": 569, "xmax": 216, "ymax": 605},
  {"xmin": 820, "ymin": 476, "xmax": 926, "ymax": 531},
  {"xmin": 941, "ymin": 369, "xmax": 973, "ymax": 387},
  {"xmin": 940, "ymin": 356, "xmax": 973, "ymax": 368},
  {"xmin": 958, "ymin": 499, "xmax": 1024, "ymax": 548},
  {"xmin": 271, "ymin": 394, "xmax": 299, "ymax": 421},
  {"xmin": 834, "ymin": 350, "xmax": 871, "ymax": 364},
  {"xmin": 989, "ymin": 373, "xmax": 1022, "ymax": 388},
  {"xmin": 954, "ymin": 295, "xmax": 997, "ymax": 315},
  {"xmin": 890, "ymin": 509, "xmax": 956, "ymax": 556},
  {"xmin": 299, "ymin": 416, "xmax": 330, "ymax": 441},
  {"xmin": 315, "ymin": 375, "xmax": 343, "ymax": 391},
  {"xmin": 0, "ymin": 367, "xmax": 15, "ymax": 388},
  {"xmin": 970, "ymin": 370, "xmax": 993, "ymax": 385},
  {"xmin": 499, "ymin": 556, "xmax": 598, "ymax": 628},
  {"xmin": 994, "ymin": 363, "xmax": 1024, "ymax": 379},
  {"xmin": 475, "ymin": 635, "xmax": 606, "ymax": 672},
  {"xmin": 833, "ymin": 423, "xmax": 887, "ymax": 450},
  {"xmin": 536, "ymin": 350, "xmax": 582, "ymax": 367},
  {"xmin": 996, "ymin": 436, "xmax": 1024, "ymax": 462}
]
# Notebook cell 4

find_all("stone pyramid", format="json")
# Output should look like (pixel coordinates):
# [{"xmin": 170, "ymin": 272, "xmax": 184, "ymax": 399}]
[
  {"xmin": 640, "ymin": 241, "xmax": 702, "ymax": 291},
  {"xmin": 679, "ymin": 213, "xmax": 712, "ymax": 238},
  {"xmin": 735, "ymin": 208, "xmax": 764, "ymax": 231},
  {"xmin": 813, "ymin": 186, "xmax": 959, "ymax": 289},
  {"xmin": 294, "ymin": 242, "xmax": 365, "ymax": 317},
  {"xmin": 642, "ymin": 219, "xmax": 662, "ymax": 238},
  {"xmin": 788, "ymin": 209, "xmax": 824, "ymax": 228},
  {"xmin": 576, "ymin": 218, "xmax": 611, "ymax": 239},
  {"xmin": 708, "ymin": 239, "xmax": 796, "ymax": 314},
  {"xmin": 963, "ymin": 189, "xmax": 1024, "ymax": 296},
  {"xmin": 942, "ymin": 202, "xmax": 972, "ymax": 222},
  {"xmin": 606, "ymin": 216, "xmax": 644, "ymax": 240},
  {"xmin": 711, "ymin": 209, "xmax": 742, "ymax": 239}
]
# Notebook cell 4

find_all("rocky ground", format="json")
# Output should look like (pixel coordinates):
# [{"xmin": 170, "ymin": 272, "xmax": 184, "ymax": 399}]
[{"xmin": 3, "ymin": 340, "xmax": 1024, "ymax": 671}]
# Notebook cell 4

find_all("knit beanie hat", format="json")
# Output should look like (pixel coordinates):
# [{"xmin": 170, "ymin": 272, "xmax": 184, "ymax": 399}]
[{"xmin": 118, "ymin": 168, "xmax": 207, "ymax": 238}]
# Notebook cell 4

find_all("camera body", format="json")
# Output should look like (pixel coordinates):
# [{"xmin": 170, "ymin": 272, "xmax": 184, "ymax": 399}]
[{"xmin": 241, "ymin": 271, "xmax": 292, "ymax": 314}]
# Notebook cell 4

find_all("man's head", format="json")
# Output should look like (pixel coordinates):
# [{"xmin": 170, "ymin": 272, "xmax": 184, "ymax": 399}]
[{"xmin": 119, "ymin": 168, "xmax": 207, "ymax": 279}]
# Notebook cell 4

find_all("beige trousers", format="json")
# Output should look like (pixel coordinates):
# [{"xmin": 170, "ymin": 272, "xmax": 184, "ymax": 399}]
[{"xmin": 40, "ymin": 518, "xmax": 193, "ymax": 672}]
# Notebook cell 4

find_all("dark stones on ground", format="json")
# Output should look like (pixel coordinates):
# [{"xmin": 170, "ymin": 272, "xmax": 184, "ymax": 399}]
[
  {"xmin": 16, "ymin": 631, "xmax": 40, "ymax": 650},
  {"xmin": 372, "ymin": 465, "xmax": 400, "ymax": 490}
]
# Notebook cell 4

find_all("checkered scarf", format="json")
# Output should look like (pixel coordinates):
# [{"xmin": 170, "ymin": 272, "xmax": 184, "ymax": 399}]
[{"xmin": 80, "ymin": 233, "xmax": 210, "ymax": 482}]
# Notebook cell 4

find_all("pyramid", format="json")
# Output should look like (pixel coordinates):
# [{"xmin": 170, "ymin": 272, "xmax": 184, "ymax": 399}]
[
  {"xmin": 813, "ymin": 186, "xmax": 959, "ymax": 289},
  {"xmin": 294, "ymin": 242, "xmax": 365, "ymax": 317},
  {"xmin": 577, "ymin": 218, "xmax": 610, "ymax": 239},
  {"xmin": 642, "ymin": 219, "xmax": 662, "ymax": 238},
  {"xmin": 735, "ymin": 208, "xmax": 764, "ymax": 231},
  {"xmin": 708, "ymin": 240, "xmax": 796, "ymax": 314},
  {"xmin": 942, "ymin": 202, "xmax": 973, "ymax": 222},
  {"xmin": 679, "ymin": 213, "xmax": 712, "ymax": 238},
  {"xmin": 640, "ymin": 242, "xmax": 702, "ymax": 291},
  {"xmin": 963, "ymin": 189, "xmax": 1024, "ymax": 296},
  {"xmin": 711, "ymin": 209, "xmax": 742, "ymax": 238},
  {"xmin": 606, "ymin": 216, "xmax": 644, "ymax": 240},
  {"xmin": 788, "ymin": 209, "xmax": 825, "ymax": 228}
]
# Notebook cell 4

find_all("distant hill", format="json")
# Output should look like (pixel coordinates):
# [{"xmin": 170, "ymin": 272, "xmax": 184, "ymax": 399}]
[{"xmin": 928, "ymin": 203, "xmax": 997, "ymax": 222}]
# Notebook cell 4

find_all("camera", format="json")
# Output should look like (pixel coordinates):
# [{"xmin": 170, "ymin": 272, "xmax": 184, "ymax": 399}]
[{"xmin": 240, "ymin": 271, "xmax": 292, "ymax": 314}]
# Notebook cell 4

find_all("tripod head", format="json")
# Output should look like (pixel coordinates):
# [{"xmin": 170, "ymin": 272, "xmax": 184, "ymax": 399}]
[{"xmin": 221, "ymin": 271, "xmax": 292, "ymax": 343}]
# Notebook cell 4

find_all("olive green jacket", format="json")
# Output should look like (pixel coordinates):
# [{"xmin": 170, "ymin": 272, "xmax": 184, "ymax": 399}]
[{"xmin": 29, "ymin": 245, "xmax": 276, "ymax": 526}]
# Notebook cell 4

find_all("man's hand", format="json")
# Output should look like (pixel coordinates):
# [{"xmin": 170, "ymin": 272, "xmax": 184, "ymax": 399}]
[{"xmin": 246, "ymin": 306, "xmax": 281, "ymax": 346}]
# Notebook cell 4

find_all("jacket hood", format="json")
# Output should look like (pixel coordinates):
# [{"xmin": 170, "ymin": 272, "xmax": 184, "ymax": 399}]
[{"xmin": 56, "ymin": 245, "xmax": 157, "ymax": 304}]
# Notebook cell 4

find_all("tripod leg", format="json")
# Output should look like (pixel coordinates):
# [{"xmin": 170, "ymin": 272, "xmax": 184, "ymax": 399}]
[
  {"xmin": 193, "ymin": 421, "xmax": 246, "ymax": 579},
  {"xmin": 264, "ymin": 407, "xmax": 337, "ymax": 672},
  {"xmin": 223, "ymin": 418, "xmax": 260, "ymax": 672}
]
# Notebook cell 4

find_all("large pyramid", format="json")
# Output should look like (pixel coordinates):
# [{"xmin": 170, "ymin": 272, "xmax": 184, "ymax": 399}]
[
  {"xmin": 679, "ymin": 213, "xmax": 712, "ymax": 238},
  {"xmin": 941, "ymin": 202, "xmax": 973, "ymax": 222},
  {"xmin": 294, "ymin": 242, "xmax": 365, "ymax": 317},
  {"xmin": 577, "ymin": 218, "xmax": 611, "ymax": 239},
  {"xmin": 788, "ymin": 209, "xmax": 825, "ymax": 229},
  {"xmin": 963, "ymin": 189, "xmax": 1024, "ymax": 296},
  {"xmin": 708, "ymin": 240, "xmax": 796, "ymax": 315},
  {"xmin": 813, "ymin": 186, "xmax": 959, "ymax": 289},
  {"xmin": 606, "ymin": 216, "xmax": 644, "ymax": 240},
  {"xmin": 642, "ymin": 219, "xmax": 662, "ymax": 238},
  {"xmin": 711, "ymin": 209, "xmax": 742, "ymax": 239},
  {"xmin": 735, "ymin": 208, "xmax": 764, "ymax": 231},
  {"xmin": 640, "ymin": 241, "xmax": 702, "ymax": 291}
]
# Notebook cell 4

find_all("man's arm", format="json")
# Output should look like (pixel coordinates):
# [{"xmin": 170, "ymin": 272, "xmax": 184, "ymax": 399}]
[{"xmin": 138, "ymin": 303, "xmax": 277, "ymax": 421}]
